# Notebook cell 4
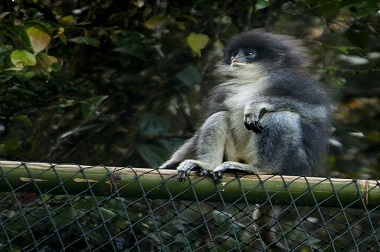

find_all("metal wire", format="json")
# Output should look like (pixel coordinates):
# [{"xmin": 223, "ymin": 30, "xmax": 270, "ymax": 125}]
[{"xmin": 0, "ymin": 162, "xmax": 379, "ymax": 251}]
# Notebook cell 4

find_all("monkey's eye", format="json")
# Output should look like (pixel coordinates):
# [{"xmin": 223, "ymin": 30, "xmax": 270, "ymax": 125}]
[{"xmin": 244, "ymin": 49, "xmax": 256, "ymax": 57}]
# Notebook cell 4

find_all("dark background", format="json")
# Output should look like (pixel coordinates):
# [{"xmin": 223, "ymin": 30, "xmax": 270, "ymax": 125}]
[{"xmin": 0, "ymin": 0, "xmax": 379, "ymax": 179}]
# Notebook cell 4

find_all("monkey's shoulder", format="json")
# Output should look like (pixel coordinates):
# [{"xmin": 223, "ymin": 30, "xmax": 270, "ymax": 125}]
[{"xmin": 265, "ymin": 70, "xmax": 329, "ymax": 104}]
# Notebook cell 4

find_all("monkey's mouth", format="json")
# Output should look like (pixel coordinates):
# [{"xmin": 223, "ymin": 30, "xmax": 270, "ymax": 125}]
[{"xmin": 231, "ymin": 60, "xmax": 247, "ymax": 66}]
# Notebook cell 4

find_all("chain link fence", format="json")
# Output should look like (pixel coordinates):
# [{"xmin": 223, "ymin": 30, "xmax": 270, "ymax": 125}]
[{"xmin": 0, "ymin": 161, "xmax": 379, "ymax": 251}]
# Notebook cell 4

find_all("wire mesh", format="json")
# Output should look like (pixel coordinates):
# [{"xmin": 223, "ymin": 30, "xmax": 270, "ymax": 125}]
[{"xmin": 0, "ymin": 161, "xmax": 379, "ymax": 251}]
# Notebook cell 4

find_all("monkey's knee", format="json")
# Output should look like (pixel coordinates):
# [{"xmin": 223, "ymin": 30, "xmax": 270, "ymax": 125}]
[
  {"xmin": 258, "ymin": 112, "xmax": 308, "ymax": 174},
  {"xmin": 197, "ymin": 111, "xmax": 229, "ymax": 161},
  {"xmin": 199, "ymin": 111, "xmax": 229, "ymax": 133},
  {"xmin": 261, "ymin": 111, "xmax": 301, "ymax": 134}
]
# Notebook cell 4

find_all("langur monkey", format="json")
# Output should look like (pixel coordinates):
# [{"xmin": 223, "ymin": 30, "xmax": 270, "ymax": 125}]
[{"xmin": 161, "ymin": 29, "xmax": 331, "ymax": 182}]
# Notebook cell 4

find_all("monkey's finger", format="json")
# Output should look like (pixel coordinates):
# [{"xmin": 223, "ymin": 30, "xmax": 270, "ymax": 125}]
[
  {"xmin": 244, "ymin": 117, "xmax": 255, "ymax": 131},
  {"xmin": 244, "ymin": 115, "xmax": 264, "ymax": 133},
  {"xmin": 213, "ymin": 171, "xmax": 224, "ymax": 182},
  {"xmin": 254, "ymin": 121, "xmax": 264, "ymax": 133},
  {"xmin": 245, "ymin": 121, "xmax": 263, "ymax": 134},
  {"xmin": 213, "ymin": 164, "xmax": 229, "ymax": 182},
  {"xmin": 177, "ymin": 161, "xmax": 199, "ymax": 182},
  {"xmin": 198, "ymin": 169, "xmax": 211, "ymax": 177}
]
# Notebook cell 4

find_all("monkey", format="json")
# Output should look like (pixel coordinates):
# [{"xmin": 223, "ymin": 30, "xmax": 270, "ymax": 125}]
[{"xmin": 160, "ymin": 29, "xmax": 331, "ymax": 182}]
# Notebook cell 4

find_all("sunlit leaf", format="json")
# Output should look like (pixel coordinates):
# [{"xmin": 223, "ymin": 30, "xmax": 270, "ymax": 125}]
[
  {"xmin": 33, "ymin": 53, "xmax": 63, "ymax": 79},
  {"xmin": 186, "ymin": 33, "xmax": 209, "ymax": 57},
  {"xmin": 10, "ymin": 50, "xmax": 36, "ymax": 68},
  {"xmin": 145, "ymin": 16, "xmax": 167, "ymax": 29},
  {"xmin": 26, "ymin": 27, "xmax": 51, "ymax": 53},
  {"xmin": 132, "ymin": 0, "xmax": 145, "ymax": 8},
  {"xmin": 255, "ymin": 0, "xmax": 274, "ymax": 11},
  {"xmin": 57, "ymin": 27, "xmax": 67, "ymax": 44},
  {"xmin": 58, "ymin": 15, "xmax": 76, "ymax": 26},
  {"xmin": 0, "ymin": 12, "xmax": 11, "ymax": 20},
  {"xmin": 37, "ymin": 53, "xmax": 63, "ymax": 72}
]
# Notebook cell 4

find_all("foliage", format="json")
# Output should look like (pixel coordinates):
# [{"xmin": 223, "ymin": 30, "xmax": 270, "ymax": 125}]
[{"xmin": 0, "ymin": 0, "xmax": 379, "ymax": 178}]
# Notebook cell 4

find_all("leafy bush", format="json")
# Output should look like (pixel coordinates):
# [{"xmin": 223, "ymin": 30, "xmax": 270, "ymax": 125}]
[{"xmin": 0, "ymin": 0, "xmax": 379, "ymax": 177}]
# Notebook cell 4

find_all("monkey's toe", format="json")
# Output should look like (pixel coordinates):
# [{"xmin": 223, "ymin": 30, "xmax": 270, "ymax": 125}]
[
  {"xmin": 177, "ymin": 161, "xmax": 199, "ymax": 182},
  {"xmin": 213, "ymin": 164, "xmax": 229, "ymax": 182}
]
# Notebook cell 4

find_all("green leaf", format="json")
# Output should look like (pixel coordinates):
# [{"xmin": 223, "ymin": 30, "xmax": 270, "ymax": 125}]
[
  {"xmin": 158, "ymin": 138, "xmax": 185, "ymax": 152},
  {"xmin": 4, "ymin": 138, "xmax": 20, "ymax": 152},
  {"xmin": 186, "ymin": 33, "xmax": 209, "ymax": 57},
  {"xmin": 255, "ymin": 0, "xmax": 274, "ymax": 11},
  {"xmin": 345, "ymin": 23, "xmax": 370, "ymax": 48},
  {"xmin": 69, "ymin": 37, "xmax": 101, "ymax": 48},
  {"xmin": 145, "ymin": 16, "xmax": 167, "ymax": 29},
  {"xmin": 58, "ymin": 15, "xmax": 76, "ymax": 26},
  {"xmin": 176, "ymin": 65, "xmax": 201, "ymax": 87},
  {"xmin": 0, "ymin": 44, "xmax": 13, "ymax": 54},
  {"xmin": 35, "ymin": 53, "xmax": 63, "ymax": 78},
  {"xmin": 139, "ymin": 113, "xmax": 169, "ymax": 135},
  {"xmin": 81, "ymin": 95, "xmax": 109, "ymax": 121},
  {"xmin": 12, "ymin": 115, "xmax": 32, "ymax": 126},
  {"xmin": 136, "ymin": 144, "xmax": 170, "ymax": 167},
  {"xmin": 10, "ymin": 50, "xmax": 36, "ymax": 68},
  {"xmin": 339, "ymin": 0, "xmax": 380, "ymax": 18},
  {"xmin": 26, "ymin": 26, "xmax": 51, "ymax": 53}
]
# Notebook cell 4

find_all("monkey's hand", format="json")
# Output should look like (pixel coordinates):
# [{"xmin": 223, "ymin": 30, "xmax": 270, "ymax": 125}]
[
  {"xmin": 244, "ymin": 105, "xmax": 268, "ymax": 133},
  {"xmin": 244, "ymin": 113, "xmax": 263, "ymax": 133},
  {"xmin": 213, "ymin": 163, "xmax": 231, "ymax": 182},
  {"xmin": 244, "ymin": 112, "xmax": 264, "ymax": 133},
  {"xmin": 177, "ymin": 160, "xmax": 212, "ymax": 182},
  {"xmin": 213, "ymin": 161, "xmax": 264, "ymax": 182}
]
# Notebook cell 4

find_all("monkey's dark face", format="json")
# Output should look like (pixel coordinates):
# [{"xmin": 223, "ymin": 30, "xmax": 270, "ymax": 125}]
[
  {"xmin": 230, "ymin": 48, "xmax": 257, "ymax": 66},
  {"xmin": 223, "ymin": 29, "xmax": 308, "ymax": 70}
]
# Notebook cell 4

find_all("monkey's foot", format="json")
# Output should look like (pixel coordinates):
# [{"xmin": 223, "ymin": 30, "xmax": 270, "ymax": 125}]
[
  {"xmin": 177, "ymin": 161, "xmax": 198, "ymax": 182},
  {"xmin": 212, "ymin": 163, "xmax": 230, "ymax": 182},
  {"xmin": 177, "ymin": 160, "xmax": 213, "ymax": 182}
]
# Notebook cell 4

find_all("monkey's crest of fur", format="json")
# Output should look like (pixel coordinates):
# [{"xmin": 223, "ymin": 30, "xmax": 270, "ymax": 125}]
[{"xmin": 223, "ymin": 29, "xmax": 311, "ymax": 70}]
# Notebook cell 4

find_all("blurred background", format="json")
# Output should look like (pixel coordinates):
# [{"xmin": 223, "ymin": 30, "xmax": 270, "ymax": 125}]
[{"xmin": 0, "ymin": 0, "xmax": 379, "ymax": 179}]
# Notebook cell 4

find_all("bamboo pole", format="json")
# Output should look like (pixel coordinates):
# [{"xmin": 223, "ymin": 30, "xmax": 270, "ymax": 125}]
[{"xmin": 0, "ymin": 161, "xmax": 379, "ymax": 208}]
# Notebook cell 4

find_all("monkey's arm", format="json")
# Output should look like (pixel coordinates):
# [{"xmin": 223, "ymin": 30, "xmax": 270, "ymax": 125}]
[
  {"xmin": 244, "ymin": 102, "xmax": 283, "ymax": 133},
  {"xmin": 243, "ymin": 99, "xmax": 325, "ymax": 134},
  {"xmin": 161, "ymin": 111, "xmax": 229, "ymax": 181}
]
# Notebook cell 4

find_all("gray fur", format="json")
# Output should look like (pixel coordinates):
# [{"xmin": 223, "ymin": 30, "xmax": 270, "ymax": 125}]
[{"xmin": 160, "ymin": 29, "xmax": 331, "ymax": 181}]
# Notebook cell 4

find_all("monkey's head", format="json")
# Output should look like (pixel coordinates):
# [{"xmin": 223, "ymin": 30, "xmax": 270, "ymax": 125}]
[{"xmin": 222, "ymin": 29, "xmax": 310, "ymax": 71}]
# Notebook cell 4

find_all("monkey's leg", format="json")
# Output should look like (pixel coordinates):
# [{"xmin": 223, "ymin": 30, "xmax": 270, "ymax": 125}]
[
  {"xmin": 160, "ymin": 136, "xmax": 197, "ymax": 169},
  {"xmin": 177, "ymin": 111, "xmax": 229, "ymax": 181},
  {"xmin": 257, "ymin": 111, "xmax": 310, "ymax": 175},
  {"xmin": 213, "ymin": 111, "xmax": 309, "ymax": 180}
]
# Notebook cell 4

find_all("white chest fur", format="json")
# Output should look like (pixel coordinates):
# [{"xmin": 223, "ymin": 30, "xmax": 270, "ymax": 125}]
[{"xmin": 221, "ymin": 68, "xmax": 269, "ymax": 163}]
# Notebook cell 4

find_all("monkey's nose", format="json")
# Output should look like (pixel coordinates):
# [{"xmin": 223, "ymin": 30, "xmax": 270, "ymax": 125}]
[{"xmin": 231, "ymin": 59, "xmax": 247, "ymax": 66}]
